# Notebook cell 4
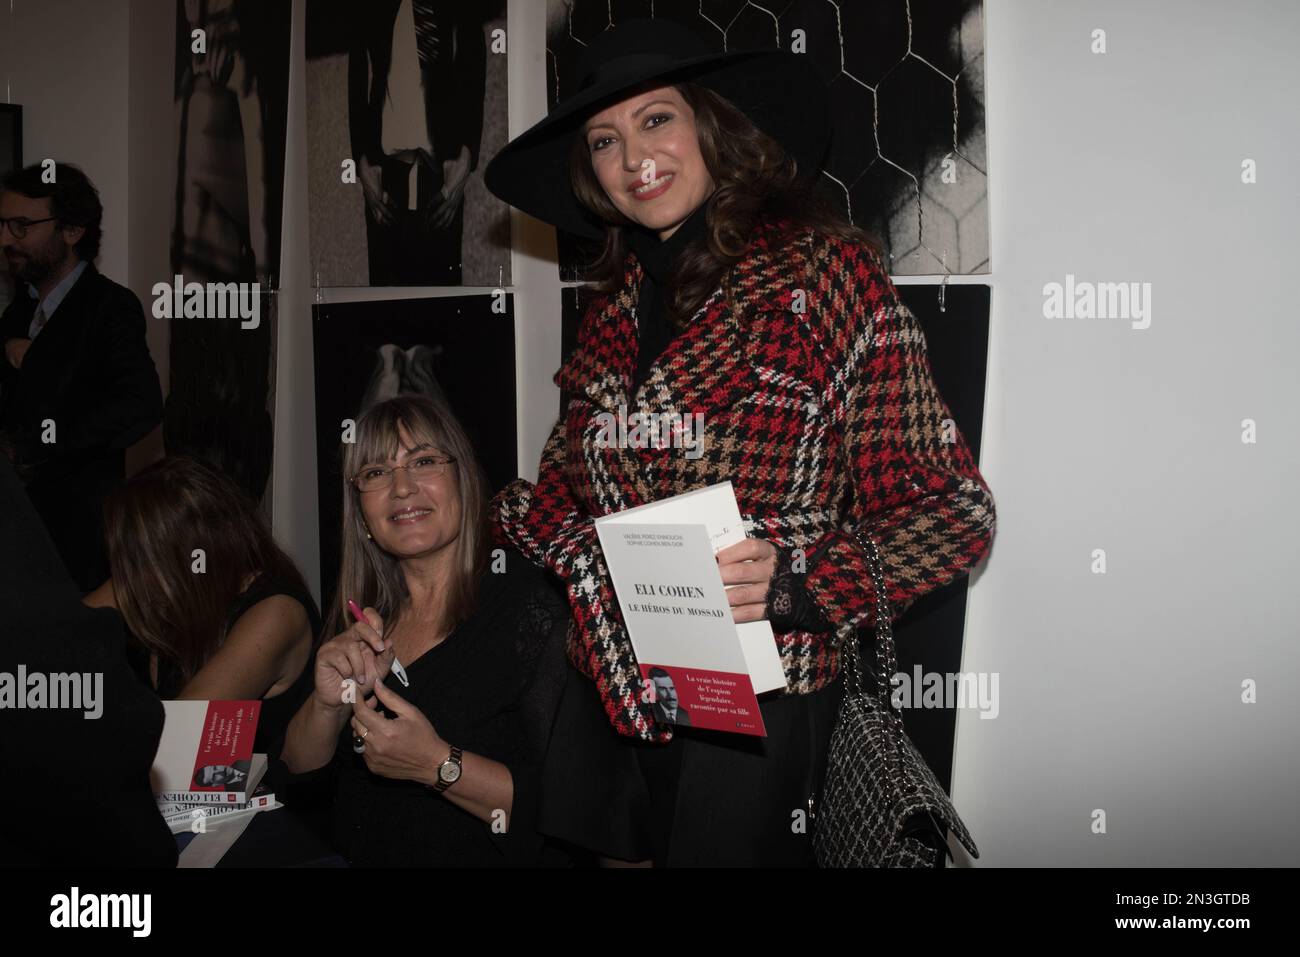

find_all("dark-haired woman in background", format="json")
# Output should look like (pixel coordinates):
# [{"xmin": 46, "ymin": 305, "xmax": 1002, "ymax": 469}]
[
  {"xmin": 82, "ymin": 455, "xmax": 320, "ymax": 759},
  {"xmin": 280, "ymin": 394, "xmax": 570, "ymax": 867}
]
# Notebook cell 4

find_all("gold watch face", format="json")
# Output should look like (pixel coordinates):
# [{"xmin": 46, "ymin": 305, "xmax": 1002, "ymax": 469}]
[{"xmin": 440, "ymin": 759, "xmax": 461, "ymax": 784}]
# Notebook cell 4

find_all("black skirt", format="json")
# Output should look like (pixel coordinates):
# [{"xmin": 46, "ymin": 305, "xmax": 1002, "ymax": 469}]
[{"xmin": 538, "ymin": 661, "xmax": 842, "ymax": 866}]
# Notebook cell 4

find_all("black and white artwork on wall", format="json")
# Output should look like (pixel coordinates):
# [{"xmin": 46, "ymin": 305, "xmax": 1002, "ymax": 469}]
[
  {"xmin": 306, "ymin": 0, "xmax": 512, "ymax": 288},
  {"xmin": 171, "ymin": 0, "xmax": 292, "ymax": 289},
  {"xmin": 166, "ymin": 0, "xmax": 292, "ymax": 511}
]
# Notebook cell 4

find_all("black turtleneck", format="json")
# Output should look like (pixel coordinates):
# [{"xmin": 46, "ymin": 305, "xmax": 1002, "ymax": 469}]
[{"xmin": 624, "ymin": 200, "xmax": 712, "ymax": 392}]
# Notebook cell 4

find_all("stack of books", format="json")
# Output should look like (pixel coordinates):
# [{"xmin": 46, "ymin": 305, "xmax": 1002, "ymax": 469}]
[{"xmin": 150, "ymin": 700, "xmax": 282, "ymax": 834}]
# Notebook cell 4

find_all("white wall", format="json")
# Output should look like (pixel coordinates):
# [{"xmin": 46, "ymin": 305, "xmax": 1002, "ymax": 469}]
[
  {"xmin": 274, "ymin": 0, "xmax": 319, "ymax": 604},
  {"xmin": 953, "ymin": 0, "xmax": 1300, "ymax": 865},
  {"xmin": 503, "ymin": 0, "xmax": 565, "ymax": 485},
  {"xmin": 1, "ymin": 0, "xmax": 131, "ymax": 283},
  {"xmin": 125, "ymin": 0, "xmax": 176, "ymax": 468}
]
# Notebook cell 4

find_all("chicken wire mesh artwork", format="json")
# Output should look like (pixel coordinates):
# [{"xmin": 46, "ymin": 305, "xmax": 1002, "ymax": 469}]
[{"xmin": 547, "ymin": 0, "xmax": 988, "ymax": 281}]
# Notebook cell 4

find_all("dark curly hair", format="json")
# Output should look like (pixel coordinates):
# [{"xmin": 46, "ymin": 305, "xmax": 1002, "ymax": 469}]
[
  {"xmin": 569, "ymin": 81, "xmax": 882, "ymax": 328},
  {"xmin": 1, "ymin": 161, "xmax": 103, "ymax": 263}
]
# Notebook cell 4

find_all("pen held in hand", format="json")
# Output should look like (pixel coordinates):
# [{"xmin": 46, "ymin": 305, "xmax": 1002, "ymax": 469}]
[
  {"xmin": 346, "ymin": 597, "xmax": 410, "ymax": 688},
  {"xmin": 346, "ymin": 597, "xmax": 403, "ymax": 753}
]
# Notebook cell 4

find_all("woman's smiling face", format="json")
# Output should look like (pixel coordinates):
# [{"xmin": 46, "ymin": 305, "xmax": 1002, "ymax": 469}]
[
  {"xmin": 356, "ymin": 423, "xmax": 462, "ymax": 562},
  {"xmin": 582, "ymin": 85, "xmax": 714, "ymax": 240}
]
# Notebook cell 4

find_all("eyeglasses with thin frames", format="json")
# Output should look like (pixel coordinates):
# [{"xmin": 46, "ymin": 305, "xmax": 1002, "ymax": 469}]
[
  {"xmin": 0, "ymin": 217, "xmax": 58, "ymax": 239},
  {"xmin": 352, "ymin": 453, "xmax": 457, "ymax": 492}
]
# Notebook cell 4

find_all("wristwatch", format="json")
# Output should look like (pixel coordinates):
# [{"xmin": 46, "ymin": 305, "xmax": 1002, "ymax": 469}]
[{"xmin": 432, "ymin": 745, "xmax": 463, "ymax": 793}]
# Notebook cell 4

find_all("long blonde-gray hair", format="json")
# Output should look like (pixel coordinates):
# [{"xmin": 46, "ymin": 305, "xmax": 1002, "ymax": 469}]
[{"xmin": 326, "ymin": 393, "xmax": 490, "ymax": 640}]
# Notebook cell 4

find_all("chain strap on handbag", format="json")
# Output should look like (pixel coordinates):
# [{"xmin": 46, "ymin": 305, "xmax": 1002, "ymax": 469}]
[{"xmin": 812, "ymin": 529, "xmax": 981, "ymax": 867}]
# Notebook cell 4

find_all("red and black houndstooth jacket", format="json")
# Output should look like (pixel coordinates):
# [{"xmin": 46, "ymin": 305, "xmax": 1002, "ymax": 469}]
[{"xmin": 490, "ymin": 219, "xmax": 996, "ymax": 743}]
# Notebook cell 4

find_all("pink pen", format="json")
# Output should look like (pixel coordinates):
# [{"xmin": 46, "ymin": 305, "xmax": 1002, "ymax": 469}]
[{"xmin": 347, "ymin": 598, "xmax": 409, "ymax": 687}]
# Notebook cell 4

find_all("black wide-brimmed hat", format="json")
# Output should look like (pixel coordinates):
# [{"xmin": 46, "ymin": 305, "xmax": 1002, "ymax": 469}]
[{"xmin": 484, "ymin": 18, "xmax": 830, "ymax": 240}]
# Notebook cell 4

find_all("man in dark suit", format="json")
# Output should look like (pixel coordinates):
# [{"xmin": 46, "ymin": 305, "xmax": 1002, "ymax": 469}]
[{"xmin": 0, "ymin": 162, "xmax": 162, "ymax": 592}]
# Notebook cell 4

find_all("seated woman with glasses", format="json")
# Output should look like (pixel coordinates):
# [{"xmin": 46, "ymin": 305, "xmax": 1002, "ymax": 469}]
[
  {"xmin": 82, "ymin": 456, "xmax": 321, "ymax": 761},
  {"xmin": 280, "ymin": 393, "xmax": 572, "ymax": 867}
]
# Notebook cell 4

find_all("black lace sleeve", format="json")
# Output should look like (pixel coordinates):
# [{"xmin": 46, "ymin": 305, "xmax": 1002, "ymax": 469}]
[
  {"xmin": 514, "ymin": 579, "xmax": 570, "ymax": 735},
  {"xmin": 766, "ymin": 544, "xmax": 833, "ymax": 634},
  {"xmin": 489, "ymin": 563, "xmax": 571, "ymax": 864}
]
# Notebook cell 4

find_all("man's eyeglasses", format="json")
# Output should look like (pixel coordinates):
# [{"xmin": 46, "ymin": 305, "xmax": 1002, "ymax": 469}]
[
  {"xmin": 0, "ymin": 216, "xmax": 58, "ymax": 239},
  {"xmin": 352, "ymin": 454, "xmax": 457, "ymax": 492}
]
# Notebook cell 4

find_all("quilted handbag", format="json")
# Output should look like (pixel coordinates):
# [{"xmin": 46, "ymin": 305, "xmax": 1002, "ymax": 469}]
[{"xmin": 812, "ymin": 530, "xmax": 981, "ymax": 867}]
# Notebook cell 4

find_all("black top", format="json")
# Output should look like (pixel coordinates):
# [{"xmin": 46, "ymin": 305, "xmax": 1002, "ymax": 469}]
[
  {"xmin": 285, "ymin": 552, "xmax": 571, "ymax": 867},
  {"xmin": 150, "ymin": 572, "xmax": 321, "ymax": 763},
  {"xmin": 0, "ymin": 455, "xmax": 176, "ymax": 867},
  {"xmin": 228, "ymin": 574, "xmax": 322, "ymax": 761},
  {"xmin": 624, "ymin": 201, "xmax": 712, "ymax": 393}
]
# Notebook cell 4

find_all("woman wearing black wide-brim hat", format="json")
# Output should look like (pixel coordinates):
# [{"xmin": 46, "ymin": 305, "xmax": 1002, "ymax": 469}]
[{"xmin": 487, "ymin": 19, "xmax": 997, "ymax": 866}]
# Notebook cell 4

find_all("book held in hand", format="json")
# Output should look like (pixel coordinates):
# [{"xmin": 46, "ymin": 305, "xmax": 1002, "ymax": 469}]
[
  {"xmin": 597, "ymin": 481, "xmax": 787, "ymax": 693},
  {"xmin": 595, "ymin": 482, "xmax": 788, "ymax": 737}
]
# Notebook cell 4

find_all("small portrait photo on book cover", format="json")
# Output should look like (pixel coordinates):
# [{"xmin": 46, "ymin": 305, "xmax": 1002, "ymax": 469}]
[
  {"xmin": 647, "ymin": 667, "xmax": 691, "ymax": 728},
  {"xmin": 192, "ymin": 760, "xmax": 252, "ymax": 790}
]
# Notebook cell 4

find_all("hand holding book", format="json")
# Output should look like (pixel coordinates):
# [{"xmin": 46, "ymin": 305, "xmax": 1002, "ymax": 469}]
[
  {"xmin": 593, "ymin": 483, "xmax": 802, "ymax": 737},
  {"xmin": 715, "ymin": 537, "xmax": 779, "ymax": 624}
]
